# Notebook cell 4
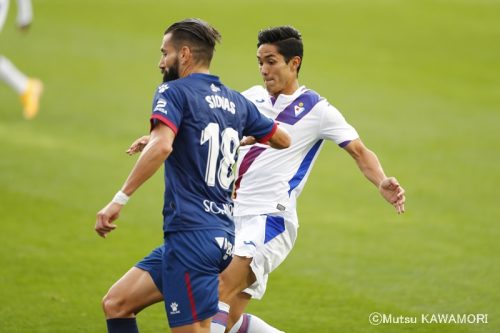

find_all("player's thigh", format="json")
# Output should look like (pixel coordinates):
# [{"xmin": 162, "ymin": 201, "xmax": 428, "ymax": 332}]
[
  {"xmin": 219, "ymin": 256, "xmax": 255, "ymax": 301},
  {"xmin": 170, "ymin": 318, "xmax": 211, "ymax": 333},
  {"xmin": 135, "ymin": 245, "xmax": 164, "ymax": 291},
  {"xmin": 105, "ymin": 266, "xmax": 163, "ymax": 315},
  {"xmin": 163, "ymin": 230, "xmax": 233, "ymax": 328}
]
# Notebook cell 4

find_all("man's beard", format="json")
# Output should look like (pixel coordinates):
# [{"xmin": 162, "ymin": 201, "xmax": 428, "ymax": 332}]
[{"xmin": 162, "ymin": 59, "xmax": 180, "ymax": 82}]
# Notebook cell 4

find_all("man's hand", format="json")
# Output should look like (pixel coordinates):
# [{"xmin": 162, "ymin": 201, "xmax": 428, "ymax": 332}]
[
  {"xmin": 379, "ymin": 177, "xmax": 405, "ymax": 214},
  {"xmin": 240, "ymin": 136, "xmax": 256, "ymax": 146},
  {"xmin": 126, "ymin": 135, "xmax": 150, "ymax": 155},
  {"xmin": 240, "ymin": 124, "xmax": 291, "ymax": 149},
  {"xmin": 95, "ymin": 202, "xmax": 123, "ymax": 238}
]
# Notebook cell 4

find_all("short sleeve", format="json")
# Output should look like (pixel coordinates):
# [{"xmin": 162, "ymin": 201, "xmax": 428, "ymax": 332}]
[
  {"xmin": 319, "ymin": 101, "xmax": 359, "ymax": 147},
  {"xmin": 150, "ymin": 83, "xmax": 184, "ymax": 134}
]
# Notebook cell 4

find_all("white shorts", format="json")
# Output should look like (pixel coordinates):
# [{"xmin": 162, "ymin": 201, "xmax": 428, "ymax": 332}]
[{"xmin": 234, "ymin": 210, "xmax": 298, "ymax": 299}]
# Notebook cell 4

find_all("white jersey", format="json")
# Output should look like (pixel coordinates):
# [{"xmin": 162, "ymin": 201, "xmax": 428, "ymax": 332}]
[{"xmin": 233, "ymin": 85, "xmax": 359, "ymax": 220}]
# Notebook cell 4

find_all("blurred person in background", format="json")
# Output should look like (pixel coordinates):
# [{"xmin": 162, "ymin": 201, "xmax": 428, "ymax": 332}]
[{"xmin": 0, "ymin": 0, "xmax": 43, "ymax": 119}]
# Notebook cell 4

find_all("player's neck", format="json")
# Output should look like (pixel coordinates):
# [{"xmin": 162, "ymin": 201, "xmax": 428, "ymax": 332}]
[
  {"xmin": 179, "ymin": 63, "xmax": 210, "ymax": 78},
  {"xmin": 272, "ymin": 80, "xmax": 300, "ymax": 98}
]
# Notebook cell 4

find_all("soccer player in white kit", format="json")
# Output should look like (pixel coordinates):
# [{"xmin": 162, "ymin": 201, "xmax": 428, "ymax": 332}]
[
  {"xmin": 211, "ymin": 26, "xmax": 405, "ymax": 333},
  {"xmin": 114, "ymin": 25, "xmax": 406, "ymax": 333},
  {"xmin": 0, "ymin": 0, "xmax": 43, "ymax": 119}
]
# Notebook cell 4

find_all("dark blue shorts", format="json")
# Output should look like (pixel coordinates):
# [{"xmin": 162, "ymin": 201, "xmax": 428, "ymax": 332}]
[
  {"xmin": 135, "ymin": 245, "xmax": 164, "ymax": 291},
  {"xmin": 135, "ymin": 229, "xmax": 234, "ymax": 328}
]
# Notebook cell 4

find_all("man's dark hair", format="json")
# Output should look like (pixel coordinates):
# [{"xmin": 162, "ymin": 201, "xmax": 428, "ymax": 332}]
[
  {"xmin": 257, "ymin": 26, "xmax": 303, "ymax": 74},
  {"xmin": 165, "ymin": 18, "xmax": 221, "ymax": 65}
]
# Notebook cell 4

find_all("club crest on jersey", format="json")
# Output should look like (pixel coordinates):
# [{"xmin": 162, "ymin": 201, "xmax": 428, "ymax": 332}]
[
  {"xmin": 294, "ymin": 102, "xmax": 305, "ymax": 117},
  {"xmin": 158, "ymin": 83, "xmax": 169, "ymax": 93},
  {"xmin": 154, "ymin": 98, "xmax": 168, "ymax": 114},
  {"xmin": 205, "ymin": 95, "xmax": 236, "ymax": 114},
  {"xmin": 210, "ymin": 83, "xmax": 221, "ymax": 92}
]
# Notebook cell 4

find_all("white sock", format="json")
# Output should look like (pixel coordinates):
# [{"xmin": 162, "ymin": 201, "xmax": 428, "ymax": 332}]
[
  {"xmin": 0, "ymin": 56, "xmax": 28, "ymax": 93},
  {"xmin": 230, "ymin": 313, "xmax": 284, "ymax": 333},
  {"xmin": 0, "ymin": 0, "xmax": 10, "ymax": 32},
  {"xmin": 211, "ymin": 301, "xmax": 230, "ymax": 333},
  {"xmin": 16, "ymin": 0, "xmax": 33, "ymax": 27}
]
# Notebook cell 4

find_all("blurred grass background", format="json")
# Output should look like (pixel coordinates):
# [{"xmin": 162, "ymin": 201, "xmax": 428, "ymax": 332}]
[{"xmin": 0, "ymin": 0, "xmax": 499, "ymax": 332}]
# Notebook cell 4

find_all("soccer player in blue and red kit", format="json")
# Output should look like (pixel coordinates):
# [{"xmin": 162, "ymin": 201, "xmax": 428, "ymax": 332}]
[{"xmin": 94, "ymin": 18, "xmax": 290, "ymax": 333}]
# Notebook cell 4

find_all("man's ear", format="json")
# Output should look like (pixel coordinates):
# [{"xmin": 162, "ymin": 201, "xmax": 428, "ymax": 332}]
[
  {"xmin": 291, "ymin": 56, "xmax": 301, "ymax": 72},
  {"xmin": 179, "ymin": 45, "xmax": 192, "ymax": 65}
]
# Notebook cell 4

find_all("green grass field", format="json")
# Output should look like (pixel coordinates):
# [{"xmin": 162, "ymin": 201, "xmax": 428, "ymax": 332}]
[{"xmin": 1, "ymin": 0, "xmax": 499, "ymax": 332}]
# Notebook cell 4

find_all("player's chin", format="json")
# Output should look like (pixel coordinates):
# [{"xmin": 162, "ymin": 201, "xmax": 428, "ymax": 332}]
[{"xmin": 264, "ymin": 81, "xmax": 278, "ymax": 94}]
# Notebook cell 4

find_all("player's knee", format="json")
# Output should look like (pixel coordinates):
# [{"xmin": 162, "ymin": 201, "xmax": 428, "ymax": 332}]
[{"xmin": 102, "ymin": 292, "xmax": 132, "ymax": 318}]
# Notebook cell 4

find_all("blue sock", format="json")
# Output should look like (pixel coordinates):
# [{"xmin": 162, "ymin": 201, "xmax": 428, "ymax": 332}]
[{"xmin": 106, "ymin": 318, "xmax": 139, "ymax": 333}]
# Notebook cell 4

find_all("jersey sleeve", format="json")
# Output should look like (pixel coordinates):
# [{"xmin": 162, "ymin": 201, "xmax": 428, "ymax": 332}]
[
  {"xmin": 318, "ymin": 101, "xmax": 359, "ymax": 147},
  {"xmin": 243, "ymin": 98, "xmax": 276, "ymax": 143},
  {"xmin": 150, "ymin": 83, "xmax": 184, "ymax": 134}
]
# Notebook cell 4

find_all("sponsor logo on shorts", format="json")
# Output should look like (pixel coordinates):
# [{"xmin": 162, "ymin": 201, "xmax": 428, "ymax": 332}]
[
  {"xmin": 170, "ymin": 302, "xmax": 180, "ymax": 315},
  {"xmin": 215, "ymin": 237, "xmax": 234, "ymax": 260}
]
